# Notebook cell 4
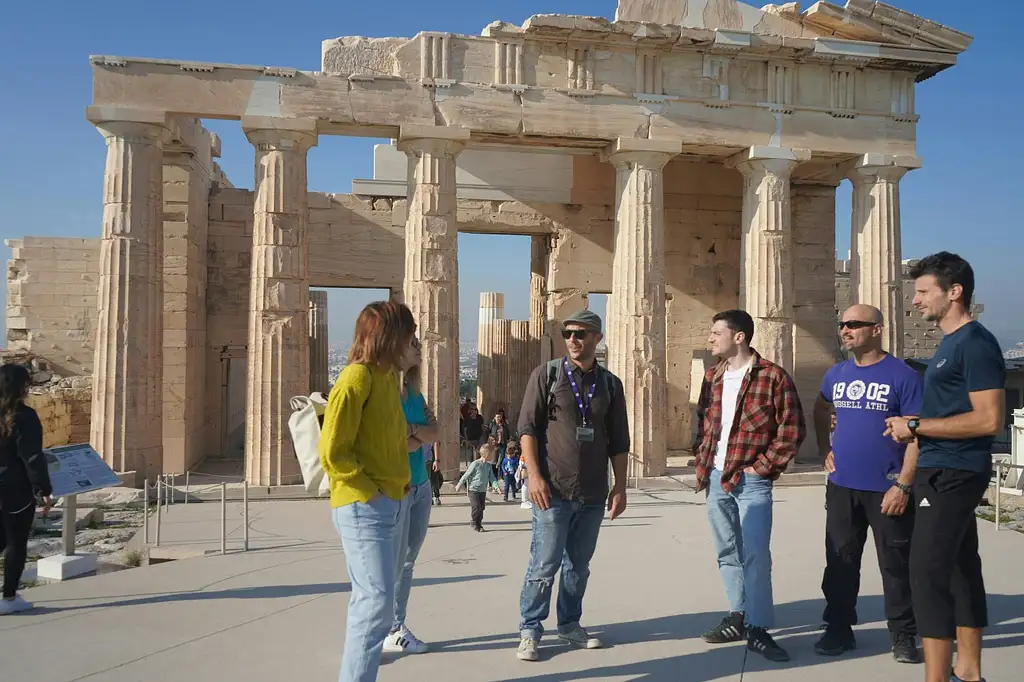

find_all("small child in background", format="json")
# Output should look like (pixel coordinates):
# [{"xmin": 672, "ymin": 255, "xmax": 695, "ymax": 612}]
[
  {"xmin": 455, "ymin": 443, "xmax": 501, "ymax": 531},
  {"xmin": 501, "ymin": 442, "xmax": 521, "ymax": 502},
  {"xmin": 516, "ymin": 456, "xmax": 532, "ymax": 510}
]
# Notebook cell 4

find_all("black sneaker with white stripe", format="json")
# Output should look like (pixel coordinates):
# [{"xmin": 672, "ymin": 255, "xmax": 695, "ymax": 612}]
[
  {"xmin": 701, "ymin": 612, "xmax": 746, "ymax": 644},
  {"xmin": 747, "ymin": 626, "xmax": 790, "ymax": 662}
]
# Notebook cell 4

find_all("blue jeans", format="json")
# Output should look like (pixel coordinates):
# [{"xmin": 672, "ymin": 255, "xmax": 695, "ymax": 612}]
[
  {"xmin": 706, "ymin": 468, "xmax": 775, "ymax": 629},
  {"xmin": 393, "ymin": 481, "xmax": 432, "ymax": 630},
  {"xmin": 332, "ymin": 494, "xmax": 407, "ymax": 682},
  {"xmin": 519, "ymin": 494, "xmax": 605, "ymax": 640}
]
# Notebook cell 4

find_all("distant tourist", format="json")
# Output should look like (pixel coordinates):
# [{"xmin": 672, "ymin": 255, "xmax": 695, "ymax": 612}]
[
  {"xmin": 515, "ymin": 309, "xmax": 630, "ymax": 662},
  {"xmin": 0, "ymin": 363, "xmax": 53, "ymax": 615},
  {"xmin": 424, "ymin": 444, "xmax": 443, "ymax": 506},
  {"xmin": 460, "ymin": 402, "xmax": 485, "ymax": 449},
  {"xmin": 384, "ymin": 336, "xmax": 438, "ymax": 656},
  {"xmin": 693, "ymin": 309, "xmax": 806, "ymax": 663},
  {"xmin": 814, "ymin": 304, "xmax": 923, "ymax": 664},
  {"xmin": 883, "ymin": 253, "xmax": 1005, "ymax": 682},
  {"xmin": 319, "ymin": 301, "xmax": 416, "ymax": 682},
  {"xmin": 454, "ymin": 443, "xmax": 501, "ymax": 531},
  {"xmin": 501, "ymin": 442, "xmax": 521, "ymax": 502}
]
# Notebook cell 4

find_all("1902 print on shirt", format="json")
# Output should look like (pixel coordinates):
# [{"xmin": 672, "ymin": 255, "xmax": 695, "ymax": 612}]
[{"xmin": 831, "ymin": 380, "xmax": 891, "ymax": 411}]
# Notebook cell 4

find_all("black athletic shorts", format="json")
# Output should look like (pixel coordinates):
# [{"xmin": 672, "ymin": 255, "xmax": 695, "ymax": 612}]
[{"xmin": 909, "ymin": 467, "xmax": 989, "ymax": 639}]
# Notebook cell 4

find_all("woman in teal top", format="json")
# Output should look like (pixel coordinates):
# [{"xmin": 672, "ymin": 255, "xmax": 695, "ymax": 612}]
[{"xmin": 384, "ymin": 345, "xmax": 438, "ymax": 655}]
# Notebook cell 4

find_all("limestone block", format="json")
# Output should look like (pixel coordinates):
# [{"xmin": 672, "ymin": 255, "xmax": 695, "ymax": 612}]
[{"xmin": 321, "ymin": 36, "xmax": 407, "ymax": 76}]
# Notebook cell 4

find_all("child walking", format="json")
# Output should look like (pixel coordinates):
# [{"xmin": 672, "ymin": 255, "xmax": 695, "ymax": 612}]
[
  {"xmin": 501, "ymin": 442, "xmax": 521, "ymax": 502},
  {"xmin": 454, "ymin": 443, "xmax": 500, "ymax": 531}
]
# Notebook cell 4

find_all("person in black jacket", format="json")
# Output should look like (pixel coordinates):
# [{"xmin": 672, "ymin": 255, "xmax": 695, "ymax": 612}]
[{"xmin": 0, "ymin": 363, "xmax": 52, "ymax": 615}]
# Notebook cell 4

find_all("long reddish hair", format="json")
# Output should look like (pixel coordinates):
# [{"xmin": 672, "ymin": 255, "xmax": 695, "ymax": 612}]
[{"xmin": 348, "ymin": 301, "xmax": 417, "ymax": 369}]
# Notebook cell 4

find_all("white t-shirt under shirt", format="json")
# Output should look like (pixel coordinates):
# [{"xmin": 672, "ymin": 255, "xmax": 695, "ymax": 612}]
[{"xmin": 714, "ymin": 361, "xmax": 751, "ymax": 472}]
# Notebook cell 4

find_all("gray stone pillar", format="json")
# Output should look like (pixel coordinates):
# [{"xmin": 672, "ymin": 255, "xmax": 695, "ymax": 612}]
[
  {"xmin": 309, "ymin": 290, "xmax": 329, "ymax": 393},
  {"xmin": 848, "ymin": 154, "xmax": 920, "ymax": 357},
  {"xmin": 87, "ymin": 107, "xmax": 167, "ymax": 484},
  {"xmin": 399, "ymin": 125, "xmax": 468, "ymax": 479},
  {"xmin": 477, "ymin": 292, "xmax": 505, "ymax": 420},
  {"xmin": 604, "ymin": 138, "xmax": 680, "ymax": 477},
  {"xmin": 730, "ymin": 146, "xmax": 810, "ymax": 371},
  {"xmin": 242, "ymin": 117, "xmax": 317, "ymax": 486}
]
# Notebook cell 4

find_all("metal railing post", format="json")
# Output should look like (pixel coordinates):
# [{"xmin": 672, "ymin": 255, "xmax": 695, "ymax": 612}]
[
  {"xmin": 243, "ymin": 481, "xmax": 249, "ymax": 552},
  {"xmin": 143, "ymin": 479, "xmax": 149, "ymax": 545},
  {"xmin": 184, "ymin": 471, "xmax": 190, "ymax": 505},
  {"xmin": 155, "ymin": 478, "xmax": 162, "ymax": 547},
  {"xmin": 220, "ymin": 483, "xmax": 227, "ymax": 555},
  {"xmin": 995, "ymin": 462, "xmax": 1002, "ymax": 531},
  {"xmin": 169, "ymin": 474, "xmax": 175, "ymax": 506}
]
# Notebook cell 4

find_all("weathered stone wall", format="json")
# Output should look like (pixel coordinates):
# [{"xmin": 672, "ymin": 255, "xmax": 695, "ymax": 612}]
[
  {"xmin": 25, "ymin": 383, "xmax": 92, "ymax": 449},
  {"xmin": 5, "ymin": 238, "xmax": 100, "ymax": 376}
]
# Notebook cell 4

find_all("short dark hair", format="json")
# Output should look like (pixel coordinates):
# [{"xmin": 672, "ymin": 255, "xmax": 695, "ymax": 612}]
[
  {"xmin": 713, "ymin": 309, "xmax": 755, "ymax": 345},
  {"xmin": 908, "ymin": 252, "xmax": 975, "ymax": 307}
]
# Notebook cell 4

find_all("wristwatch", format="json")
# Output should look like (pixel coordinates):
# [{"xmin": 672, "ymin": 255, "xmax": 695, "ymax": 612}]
[
  {"xmin": 894, "ymin": 482, "xmax": 912, "ymax": 495},
  {"xmin": 907, "ymin": 418, "xmax": 920, "ymax": 435}
]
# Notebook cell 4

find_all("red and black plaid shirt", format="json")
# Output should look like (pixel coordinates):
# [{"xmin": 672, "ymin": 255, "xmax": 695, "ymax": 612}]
[{"xmin": 693, "ymin": 349, "xmax": 806, "ymax": 493}]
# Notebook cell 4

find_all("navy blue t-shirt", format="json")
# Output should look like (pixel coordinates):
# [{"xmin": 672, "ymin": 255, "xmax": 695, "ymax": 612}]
[{"xmin": 918, "ymin": 321, "xmax": 1005, "ymax": 473}]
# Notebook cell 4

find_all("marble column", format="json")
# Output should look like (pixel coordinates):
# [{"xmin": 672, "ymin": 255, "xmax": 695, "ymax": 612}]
[
  {"xmin": 309, "ymin": 290, "xmax": 329, "ymax": 393},
  {"xmin": 529, "ymin": 236, "xmax": 549, "ymax": 344},
  {"xmin": 399, "ymin": 125, "xmax": 468, "ymax": 479},
  {"xmin": 848, "ymin": 154, "xmax": 920, "ymax": 357},
  {"xmin": 730, "ymin": 147, "xmax": 811, "ymax": 371},
  {"xmin": 242, "ymin": 117, "xmax": 317, "ymax": 486},
  {"xmin": 87, "ymin": 108, "xmax": 167, "ymax": 484},
  {"xmin": 477, "ymin": 292, "xmax": 505, "ymax": 419},
  {"xmin": 604, "ymin": 138, "xmax": 680, "ymax": 477}
]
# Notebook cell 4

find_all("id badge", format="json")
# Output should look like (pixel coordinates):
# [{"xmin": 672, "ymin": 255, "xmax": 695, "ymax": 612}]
[{"xmin": 576, "ymin": 426, "xmax": 595, "ymax": 443}]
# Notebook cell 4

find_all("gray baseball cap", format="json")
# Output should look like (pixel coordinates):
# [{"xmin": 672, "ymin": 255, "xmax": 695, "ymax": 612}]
[{"xmin": 563, "ymin": 309, "xmax": 603, "ymax": 333}]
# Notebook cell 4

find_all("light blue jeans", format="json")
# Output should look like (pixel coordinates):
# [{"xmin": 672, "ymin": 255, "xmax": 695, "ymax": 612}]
[
  {"xmin": 393, "ymin": 481, "xmax": 432, "ymax": 630},
  {"xmin": 519, "ymin": 494, "xmax": 605, "ymax": 640},
  {"xmin": 333, "ymin": 493, "xmax": 408, "ymax": 682},
  {"xmin": 706, "ymin": 468, "xmax": 776, "ymax": 629}
]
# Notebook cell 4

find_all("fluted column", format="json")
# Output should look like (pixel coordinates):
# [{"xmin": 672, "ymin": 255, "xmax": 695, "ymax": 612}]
[
  {"xmin": 477, "ymin": 292, "xmax": 505, "ymax": 419},
  {"xmin": 399, "ymin": 125, "xmax": 468, "ymax": 479},
  {"xmin": 848, "ymin": 154, "xmax": 920, "ymax": 357},
  {"xmin": 529, "ymin": 236, "xmax": 549, "ymax": 344},
  {"xmin": 309, "ymin": 290, "xmax": 329, "ymax": 393},
  {"xmin": 604, "ymin": 138, "xmax": 680, "ymax": 477},
  {"xmin": 88, "ymin": 109, "xmax": 167, "ymax": 483},
  {"xmin": 730, "ymin": 147, "xmax": 811, "ymax": 371},
  {"xmin": 243, "ymin": 118, "xmax": 317, "ymax": 486}
]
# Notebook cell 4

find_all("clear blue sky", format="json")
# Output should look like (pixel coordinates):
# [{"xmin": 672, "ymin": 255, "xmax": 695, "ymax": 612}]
[{"xmin": 1, "ymin": 1, "xmax": 1021, "ymax": 349}]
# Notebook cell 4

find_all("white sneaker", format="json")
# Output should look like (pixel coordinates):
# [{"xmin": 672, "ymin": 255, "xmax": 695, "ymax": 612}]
[
  {"xmin": 517, "ymin": 635, "xmax": 539, "ymax": 661},
  {"xmin": 521, "ymin": 500, "xmax": 533, "ymax": 509},
  {"xmin": 383, "ymin": 625, "xmax": 428, "ymax": 654},
  {"xmin": 0, "ymin": 596, "xmax": 33, "ymax": 615},
  {"xmin": 558, "ymin": 624, "xmax": 602, "ymax": 649}
]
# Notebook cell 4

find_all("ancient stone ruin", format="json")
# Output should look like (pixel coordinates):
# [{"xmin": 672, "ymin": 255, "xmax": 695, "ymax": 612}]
[{"xmin": 5, "ymin": 1, "xmax": 971, "ymax": 485}]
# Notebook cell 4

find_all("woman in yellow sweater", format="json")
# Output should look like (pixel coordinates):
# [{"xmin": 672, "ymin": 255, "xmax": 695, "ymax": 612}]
[{"xmin": 319, "ymin": 300, "xmax": 419, "ymax": 682}]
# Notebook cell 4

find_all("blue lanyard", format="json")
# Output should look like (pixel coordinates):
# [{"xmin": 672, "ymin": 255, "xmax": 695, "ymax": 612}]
[{"xmin": 564, "ymin": 358, "xmax": 597, "ymax": 425}]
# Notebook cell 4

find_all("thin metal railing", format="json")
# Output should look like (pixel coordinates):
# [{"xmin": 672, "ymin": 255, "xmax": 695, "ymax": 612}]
[
  {"xmin": 627, "ymin": 453, "xmax": 643, "ymax": 490},
  {"xmin": 142, "ymin": 473, "xmax": 250, "ymax": 553}
]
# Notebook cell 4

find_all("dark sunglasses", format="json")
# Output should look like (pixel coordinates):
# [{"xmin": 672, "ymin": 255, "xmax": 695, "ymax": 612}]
[
  {"xmin": 838, "ymin": 320, "xmax": 878, "ymax": 330},
  {"xmin": 561, "ymin": 329, "xmax": 591, "ymax": 340}
]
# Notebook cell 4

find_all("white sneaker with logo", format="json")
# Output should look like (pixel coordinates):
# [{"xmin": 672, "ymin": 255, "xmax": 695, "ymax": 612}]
[
  {"xmin": 0, "ymin": 595, "xmax": 33, "ymax": 615},
  {"xmin": 383, "ymin": 625, "xmax": 428, "ymax": 654}
]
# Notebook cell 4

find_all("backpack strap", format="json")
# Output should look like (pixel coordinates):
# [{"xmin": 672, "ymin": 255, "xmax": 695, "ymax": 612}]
[{"xmin": 545, "ymin": 358, "xmax": 563, "ymax": 420}]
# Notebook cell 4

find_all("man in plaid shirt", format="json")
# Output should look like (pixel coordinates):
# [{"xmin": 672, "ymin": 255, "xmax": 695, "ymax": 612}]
[{"xmin": 693, "ymin": 310, "xmax": 806, "ymax": 662}]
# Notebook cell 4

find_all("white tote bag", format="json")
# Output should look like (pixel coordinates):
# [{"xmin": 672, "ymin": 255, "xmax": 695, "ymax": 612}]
[{"xmin": 288, "ymin": 392, "xmax": 331, "ymax": 496}]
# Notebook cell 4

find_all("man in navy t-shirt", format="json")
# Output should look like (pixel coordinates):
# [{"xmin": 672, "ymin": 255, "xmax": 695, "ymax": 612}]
[
  {"xmin": 884, "ymin": 252, "xmax": 1005, "ymax": 682},
  {"xmin": 814, "ymin": 304, "xmax": 923, "ymax": 664}
]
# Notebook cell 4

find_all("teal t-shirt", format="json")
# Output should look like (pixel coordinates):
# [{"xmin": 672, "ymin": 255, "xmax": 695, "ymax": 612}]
[{"xmin": 402, "ymin": 389, "xmax": 430, "ymax": 487}]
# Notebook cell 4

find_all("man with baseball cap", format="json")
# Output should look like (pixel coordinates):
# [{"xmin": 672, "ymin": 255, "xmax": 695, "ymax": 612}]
[{"xmin": 514, "ymin": 309, "xmax": 630, "ymax": 662}]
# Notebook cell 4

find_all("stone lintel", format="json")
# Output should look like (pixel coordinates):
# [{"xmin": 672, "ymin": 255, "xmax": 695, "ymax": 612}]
[
  {"xmin": 727, "ymin": 146, "xmax": 812, "ymax": 168},
  {"xmin": 399, "ymin": 124, "xmax": 471, "ymax": 143},
  {"xmin": 241, "ymin": 116, "xmax": 319, "ymax": 136},
  {"xmin": 86, "ymin": 105, "xmax": 167, "ymax": 126},
  {"xmin": 601, "ymin": 137, "xmax": 682, "ymax": 164}
]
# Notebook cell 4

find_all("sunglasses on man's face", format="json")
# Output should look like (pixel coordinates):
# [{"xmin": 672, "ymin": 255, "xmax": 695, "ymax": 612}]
[
  {"xmin": 838, "ymin": 320, "xmax": 878, "ymax": 330},
  {"xmin": 561, "ymin": 329, "xmax": 591, "ymax": 340}
]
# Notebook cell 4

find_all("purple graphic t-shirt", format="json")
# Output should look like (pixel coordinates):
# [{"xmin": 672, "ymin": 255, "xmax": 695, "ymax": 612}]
[{"xmin": 820, "ymin": 354, "xmax": 924, "ymax": 493}]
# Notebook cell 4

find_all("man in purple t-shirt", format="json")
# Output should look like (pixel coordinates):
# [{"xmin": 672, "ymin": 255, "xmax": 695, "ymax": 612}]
[{"xmin": 813, "ymin": 304, "xmax": 924, "ymax": 665}]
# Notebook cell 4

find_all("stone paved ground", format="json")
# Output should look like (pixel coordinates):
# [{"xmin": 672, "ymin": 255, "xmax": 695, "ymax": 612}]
[{"xmin": 2, "ymin": 485, "xmax": 1023, "ymax": 682}]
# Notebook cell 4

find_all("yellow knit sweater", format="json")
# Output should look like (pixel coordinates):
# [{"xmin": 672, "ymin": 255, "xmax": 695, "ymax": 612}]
[{"xmin": 318, "ymin": 363, "xmax": 410, "ymax": 507}]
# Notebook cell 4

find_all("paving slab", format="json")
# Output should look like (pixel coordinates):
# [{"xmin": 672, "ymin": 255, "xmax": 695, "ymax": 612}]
[{"xmin": 2, "ymin": 486, "xmax": 1022, "ymax": 682}]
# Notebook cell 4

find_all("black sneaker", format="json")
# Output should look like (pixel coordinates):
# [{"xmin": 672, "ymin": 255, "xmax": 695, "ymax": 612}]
[
  {"xmin": 747, "ymin": 627, "xmax": 790, "ymax": 662},
  {"xmin": 814, "ymin": 625, "xmax": 856, "ymax": 656},
  {"xmin": 701, "ymin": 613, "xmax": 746, "ymax": 644},
  {"xmin": 892, "ymin": 632, "xmax": 920, "ymax": 664}
]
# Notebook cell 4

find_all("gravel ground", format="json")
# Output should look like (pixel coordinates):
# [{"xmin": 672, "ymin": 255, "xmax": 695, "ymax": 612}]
[{"xmin": 976, "ymin": 504, "xmax": 1024, "ymax": 533}]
